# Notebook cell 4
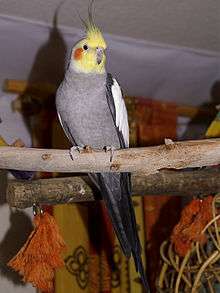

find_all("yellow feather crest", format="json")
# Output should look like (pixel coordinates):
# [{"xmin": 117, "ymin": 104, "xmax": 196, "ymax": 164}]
[
  {"xmin": 86, "ymin": 24, "xmax": 106, "ymax": 49},
  {"xmin": 81, "ymin": 0, "xmax": 106, "ymax": 49}
]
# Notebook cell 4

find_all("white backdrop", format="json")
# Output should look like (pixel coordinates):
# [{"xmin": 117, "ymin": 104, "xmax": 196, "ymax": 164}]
[
  {"xmin": 0, "ymin": 0, "xmax": 219, "ymax": 52},
  {"xmin": 0, "ymin": 14, "xmax": 220, "ymax": 104},
  {"xmin": 0, "ymin": 15, "xmax": 219, "ymax": 293}
]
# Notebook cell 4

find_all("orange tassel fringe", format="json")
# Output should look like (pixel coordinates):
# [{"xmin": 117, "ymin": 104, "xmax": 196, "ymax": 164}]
[
  {"xmin": 8, "ymin": 212, "xmax": 66, "ymax": 292},
  {"xmin": 171, "ymin": 196, "xmax": 213, "ymax": 257}
]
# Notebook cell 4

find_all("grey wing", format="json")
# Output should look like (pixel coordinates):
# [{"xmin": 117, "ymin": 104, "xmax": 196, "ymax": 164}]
[
  {"xmin": 90, "ymin": 73, "xmax": 130, "ymax": 189},
  {"xmin": 106, "ymin": 73, "xmax": 129, "ymax": 148},
  {"xmin": 56, "ymin": 84, "xmax": 77, "ymax": 146}
]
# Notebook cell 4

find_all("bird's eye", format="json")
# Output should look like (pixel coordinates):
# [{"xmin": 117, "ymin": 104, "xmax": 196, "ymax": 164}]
[{"xmin": 83, "ymin": 44, "xmax": 88, "ymax": 51}]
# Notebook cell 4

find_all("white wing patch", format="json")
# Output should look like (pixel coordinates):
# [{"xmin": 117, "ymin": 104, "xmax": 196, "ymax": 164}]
[{"xmin": 111, "ymin": 78, "xmax": 129, "ymax": 147}]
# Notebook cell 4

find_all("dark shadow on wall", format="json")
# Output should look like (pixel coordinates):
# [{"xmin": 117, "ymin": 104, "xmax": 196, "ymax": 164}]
[
  {"xmin": 211, "ymin": 80, "xmax": 220, "ymax": 105},
  {"xmin": 181, "ymin": 80, "xmax": 220, "ymax": 140},
  {"xmin": 27, "ymin": 5, "xmax": 67, "ymax": 86},
  {"xmin": 0, "ymin": 156, "xmax": 33, "ymax": 285},
  {"xmin": 19, "ymin": 1, "xmax": 67, "ymax": 148}
]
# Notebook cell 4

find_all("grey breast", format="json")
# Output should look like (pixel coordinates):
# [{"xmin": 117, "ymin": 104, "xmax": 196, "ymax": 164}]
[{"xmin": 56, "ymin": 68, "xmax": 120, "ymax": 149}]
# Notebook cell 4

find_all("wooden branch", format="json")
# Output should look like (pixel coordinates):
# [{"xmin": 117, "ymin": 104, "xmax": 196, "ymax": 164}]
[
  {"xmin": 3, "ymin": 79, "xmax": 55, "ymax": 97},
  {"xmin": 0, "ymin": 139, "xmax": 220, "ymax": 174},
  {"xmin": 7, "ymin": 168, "xmax": 220, "ymax": 209}
]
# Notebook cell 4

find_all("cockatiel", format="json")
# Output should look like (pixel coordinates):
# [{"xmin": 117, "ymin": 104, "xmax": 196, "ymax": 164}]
[{"xmin": 56, "ymin": 4, "xmax": 149, "ymax": 292}]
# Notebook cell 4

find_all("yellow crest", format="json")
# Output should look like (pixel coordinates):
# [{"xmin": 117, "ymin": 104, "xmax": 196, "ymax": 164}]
[
  {"xmin": 86, "ymin": 24, "xmax": 106, "ymax": 49},
  {"xmin": 81, "ymin": 0, "xmax": 107, "ymax": 49}
]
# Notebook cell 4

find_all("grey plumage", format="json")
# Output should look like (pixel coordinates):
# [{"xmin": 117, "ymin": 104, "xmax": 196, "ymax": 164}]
[
  {"xmin": 56, "ymin": 69, "xmax": 120, "ymax": 148},
  {"xmin": 56, "ymin": 66, "xmax": 150, "ymax": 292}
]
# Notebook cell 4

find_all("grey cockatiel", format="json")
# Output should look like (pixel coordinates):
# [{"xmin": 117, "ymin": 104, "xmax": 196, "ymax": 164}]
[{"xmin": 56, "ymin": 8, "xmax": 150, "ymax": 292}]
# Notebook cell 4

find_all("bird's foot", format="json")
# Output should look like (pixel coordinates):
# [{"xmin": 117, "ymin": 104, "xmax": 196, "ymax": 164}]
[
  {"xmin": 164, "ymin": 138, "xmax": 175, "ymax": 150},
  {"xmin": 69, "ymin": 145, "xmax": 93, "ymax": 160},
  {"xmin": 83, "ymin": 145, "xmax": 93, "ymax": 153},
  {"xmin": 69, "ymin": 146, "xmax": 84, "ymax": 160},
  {"xmin": 104, "ymin": 146, "xmax": 116, "ymax": 162}
]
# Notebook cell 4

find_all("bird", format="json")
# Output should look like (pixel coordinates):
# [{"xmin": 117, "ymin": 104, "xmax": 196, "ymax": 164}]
[{"xmin": 56, "ymin": 3, "xmax": 150, "ymax": 291}]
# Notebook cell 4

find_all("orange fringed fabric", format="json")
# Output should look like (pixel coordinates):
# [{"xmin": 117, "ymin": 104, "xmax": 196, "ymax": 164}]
[
  {"xmin": 8, "ymin": 212, "xmax": 66, "ymax": 292},
  {"xmin": 171, "ymin": 196, "xmax": 213, "ymax": 257}
]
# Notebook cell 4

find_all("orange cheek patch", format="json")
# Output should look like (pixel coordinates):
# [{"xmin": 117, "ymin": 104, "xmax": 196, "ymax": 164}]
[{"xmin": 73, "ymin": 48, "xmax": 83, "ymax": 60}]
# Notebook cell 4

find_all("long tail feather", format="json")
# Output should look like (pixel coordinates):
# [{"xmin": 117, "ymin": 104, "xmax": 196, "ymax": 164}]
[
  {"xmin": 98, "ymin": 173, "xmax": 131, "ymax": 257},
  {"xmin": 98, "ymin": 172, "xmax": 150, "ymax": 292}
]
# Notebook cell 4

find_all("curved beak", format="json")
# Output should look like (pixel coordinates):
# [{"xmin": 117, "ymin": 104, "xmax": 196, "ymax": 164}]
[{"xmin": 96, "ymin": 48, "xmax": 104, "ymax": 65}]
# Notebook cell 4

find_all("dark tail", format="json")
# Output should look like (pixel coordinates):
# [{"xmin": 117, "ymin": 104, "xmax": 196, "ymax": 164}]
[{"xmin": 98, "ymin": 172, "xmax": 150, "ymax": 292}]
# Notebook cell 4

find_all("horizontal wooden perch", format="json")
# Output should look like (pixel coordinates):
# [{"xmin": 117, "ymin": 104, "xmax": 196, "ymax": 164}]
[
  {"xmin": 0, "ymin": 139, "xmax": 220, "ymax": 174},
  {"xmin": 7, "ymin": 168, "xmax": 220, "ymax": 209}
]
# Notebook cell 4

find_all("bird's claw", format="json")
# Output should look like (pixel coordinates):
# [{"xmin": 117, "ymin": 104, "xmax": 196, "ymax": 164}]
[
  {"xmin": 69, "ymin": 146, "xmax": 84, "ymax": 160},
  {"xmin": 69, "ymin": 145, "xmax": 93, "ymax": 160},
  {"xmin": 84, "ymin": 145, "xmax": 93, "ymax": 153},
  {"xmin": 164, "ymin": 138, "xmax": 175, "ymax": 150},
  {"xmin": 104, "ymin": 146, "xmax": 116, "ymax": 162}
]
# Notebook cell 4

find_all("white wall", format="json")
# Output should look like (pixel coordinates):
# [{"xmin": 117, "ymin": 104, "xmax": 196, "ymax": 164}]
[{"xmin": 0, "ymin": 0, "xmax": 219, "ymax": 52}]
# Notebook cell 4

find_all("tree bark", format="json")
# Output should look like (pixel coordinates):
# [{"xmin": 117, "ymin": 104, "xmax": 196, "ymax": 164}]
[
  {"xmin": 7, "ymin": 168, "xmax": 220, "ymax": 209},
  {"xmin": 1, "ymin": 139, "xmax": 220, "ymax": 174}
]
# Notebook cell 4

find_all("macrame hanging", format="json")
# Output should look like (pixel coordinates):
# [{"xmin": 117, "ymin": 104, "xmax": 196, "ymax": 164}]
[{"xmin": 8, "ymin": 205, "xmax": 66, "ymax": 292}]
